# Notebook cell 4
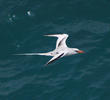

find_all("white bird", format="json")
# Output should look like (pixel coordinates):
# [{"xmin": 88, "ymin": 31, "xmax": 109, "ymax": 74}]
[{"xmin": 16, "ymin": 34, "xmax": 84, "ymax": 65}]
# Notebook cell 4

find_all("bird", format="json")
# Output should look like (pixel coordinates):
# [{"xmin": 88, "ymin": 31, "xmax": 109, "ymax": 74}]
[{"xmin": 15, "ymin": 34, "xmax": 84, "ymax": 65}]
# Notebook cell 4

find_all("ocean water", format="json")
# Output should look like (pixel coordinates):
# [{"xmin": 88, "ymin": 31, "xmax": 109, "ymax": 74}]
[{"xmin": 0, "ymin": 0, "xmax": 110, "ymax": 100}]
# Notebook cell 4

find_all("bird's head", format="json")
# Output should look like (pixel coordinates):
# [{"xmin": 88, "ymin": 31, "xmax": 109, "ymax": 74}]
[{"xmin": 73, "ymin": 48, "xmax": 84, "ymax": 54}]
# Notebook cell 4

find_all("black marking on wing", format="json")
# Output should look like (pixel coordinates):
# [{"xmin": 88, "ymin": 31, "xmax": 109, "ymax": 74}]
[
  {"xmin": 58, "ymin": 38, "xmax": 65, "ymax": 47},
  {"xmin": 46, "ymin": 53, "xmax": 64, "ymax": 65},
  {"xmin": 45, "ymin": 34, "xmax": 60, "ymax": 36}
]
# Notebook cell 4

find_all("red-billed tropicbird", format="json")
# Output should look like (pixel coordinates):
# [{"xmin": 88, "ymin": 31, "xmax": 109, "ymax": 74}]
[{"xmin": 16, "ymin": 34, "xmax": 84, "ymax": 65}]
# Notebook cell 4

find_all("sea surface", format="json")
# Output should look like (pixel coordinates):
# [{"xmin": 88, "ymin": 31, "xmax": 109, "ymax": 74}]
[{"xmin": 0, "ymin": 0, "xmax": 110, "ymax": 100}]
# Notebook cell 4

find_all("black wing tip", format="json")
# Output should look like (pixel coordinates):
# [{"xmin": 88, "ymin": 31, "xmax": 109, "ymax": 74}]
[
  {"xmin": 44, "ymin": 62, "xmax": 50, "ymax": 66},
  {"xmin": 44, "ymin": 33, "xmax": 68, "ymax": 36},
  {"xmin": 44, "ymin": 34, "xmax": 55, "ymax": 36},
  {"xmin": 44, "ymin": 53, "xmax": 64, "ymax": 66},
  {"xmin": 44, "ymin": 63, "xmax": 48, "ymax": 66},
  {"xmin": 44, "ymin": 33, "xmax": 62, "ymax": 36}
]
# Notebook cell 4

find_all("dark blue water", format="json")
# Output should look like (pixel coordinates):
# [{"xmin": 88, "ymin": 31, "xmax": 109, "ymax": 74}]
[{"xmin": 0, "ymin": 0, "xmax": 110, "ymax": 100}]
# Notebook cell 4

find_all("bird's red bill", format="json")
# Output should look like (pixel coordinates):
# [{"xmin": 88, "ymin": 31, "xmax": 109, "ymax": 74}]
[{"xmin": 78, "ymin": 50, "xmax": 84, "ymax": 53}]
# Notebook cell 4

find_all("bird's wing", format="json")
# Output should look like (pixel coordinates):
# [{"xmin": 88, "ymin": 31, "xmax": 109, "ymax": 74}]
[
  {"xmin": 44, "ymin": 34, "xmax": 68, "ymax": 49},
  {"xmin": 46, "ymin": 53, "xmax": 64, "ymax": 65}
]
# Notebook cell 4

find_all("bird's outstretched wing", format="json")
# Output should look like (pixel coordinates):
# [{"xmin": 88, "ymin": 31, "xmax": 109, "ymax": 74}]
[
  {"xmin": 46, "ymin": 53, "xmax": 64, "ymax": 65},
  {"xmin": 44, "ymin": 34, "xmax": 68, "ymax": 49}
]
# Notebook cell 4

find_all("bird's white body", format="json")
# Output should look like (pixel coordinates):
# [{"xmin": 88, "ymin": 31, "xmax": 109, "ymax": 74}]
[
  {"xmin": 16, "ymin": 34, "xmax": 84, "ymax": 65},
  {"xmin": 44, "ymin": 47, "xmax": 77, "ymax": 56}
]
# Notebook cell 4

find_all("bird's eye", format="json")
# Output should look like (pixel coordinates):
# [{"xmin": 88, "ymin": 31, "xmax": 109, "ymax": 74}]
[{"xmin": 75, "ymin": 50, "xmax": 78, "ymax": 52}]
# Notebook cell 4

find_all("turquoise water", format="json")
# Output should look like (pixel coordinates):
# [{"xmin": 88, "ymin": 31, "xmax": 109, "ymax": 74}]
[{"xmin": 0, "ymin": 0, "xmax": 110, "ymax": 100}]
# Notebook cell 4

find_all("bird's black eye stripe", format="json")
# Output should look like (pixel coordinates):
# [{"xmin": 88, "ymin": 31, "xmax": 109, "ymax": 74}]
[{"xmin": 75, "ymin": 50, "xmax": 78, "ymax": 52}]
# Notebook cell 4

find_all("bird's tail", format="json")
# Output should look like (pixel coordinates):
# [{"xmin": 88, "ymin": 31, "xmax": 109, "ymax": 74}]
[{"xmin": 13, "ymin": 52, "xmax": 51, "ymax": 56}]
